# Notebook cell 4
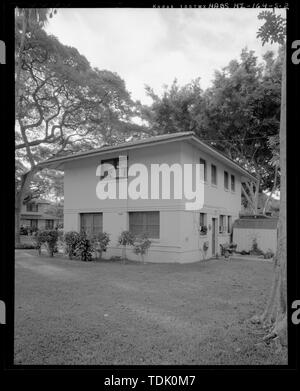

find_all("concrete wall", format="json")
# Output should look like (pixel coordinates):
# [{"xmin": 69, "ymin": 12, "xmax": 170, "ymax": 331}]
[
  {"xmin": 233, "ymin": 228, "xmax": 277, "ymax": 253},
  {"xmin": 64, "ymin": 140, "xmax": 243, "ymax": 263},
  {"xmin": 177, "ymin": 143, "xmax": 241, "ymax": 262}
]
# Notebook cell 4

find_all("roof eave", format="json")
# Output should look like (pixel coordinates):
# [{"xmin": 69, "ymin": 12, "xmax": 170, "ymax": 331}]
[{"xmin": 39, "ymin": 132, "xmax": 256, "ymax": 182}]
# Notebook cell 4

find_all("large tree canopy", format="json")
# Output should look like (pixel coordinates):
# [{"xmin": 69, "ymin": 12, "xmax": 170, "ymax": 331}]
[
  {"xmin": 203, "ymin": 48, "xmax": 283, "ymax": 212},
  {"xmin": 141, "ymin": 78, "xmax": 207, "ymax": 136},
  {"xmin": 15, "ymin": 20, "xmax": 144, "ymax": 243}
]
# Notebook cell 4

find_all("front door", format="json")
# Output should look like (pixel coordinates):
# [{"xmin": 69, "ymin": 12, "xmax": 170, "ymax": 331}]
[{"xmin": 212, "ymin": 218, "xmax": 218, "ymax": 256}]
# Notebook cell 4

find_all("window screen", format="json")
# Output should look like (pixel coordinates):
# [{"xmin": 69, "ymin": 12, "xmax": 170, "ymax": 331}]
[
  {"xmin": 80, "ymin": 213, "xmax": 103, "ymax": 237},
  {"xmin": 129, "ymin": 211, "xmax": 160, "ymax": 239}
]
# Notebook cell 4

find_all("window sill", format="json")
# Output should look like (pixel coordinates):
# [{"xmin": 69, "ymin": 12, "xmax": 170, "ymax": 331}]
[{"xmin": 149, "ymin": 239, "xmax": 160, "ymax": 243}]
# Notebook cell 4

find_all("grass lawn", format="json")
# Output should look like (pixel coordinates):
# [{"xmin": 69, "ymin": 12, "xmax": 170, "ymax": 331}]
[{"xmin": 14, "ymin": 250, "xmax": 287, "ymax": 365}]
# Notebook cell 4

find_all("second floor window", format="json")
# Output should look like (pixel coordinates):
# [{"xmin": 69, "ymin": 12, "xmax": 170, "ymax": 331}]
[
  {"xmin": 26, "ymin": 203, "xmax": 38, "ymax": 212},
  {"xmin": 224, "ymin": 171, "xmax": 229, "ymax": 190},
  {"xmin": 100, "ymin": 157, "xmax": 128, "ymax": 180},
  {"xmin": 211, "ymin": 164, "xmax": 217, "ymax": 185},
  {"xmin": 200, "ymin": 158, "xmax": 207, "ymax": 181},
  {"xmin": 231, "ymin": 174, "xmax": 235, "ymax": 191}
]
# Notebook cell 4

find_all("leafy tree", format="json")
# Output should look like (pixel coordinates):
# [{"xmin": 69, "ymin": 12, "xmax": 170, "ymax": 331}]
[
  {"xmin": 251, "ymin": 9, "xmax": 287, "ymax": 349},
  {"xmin": 133, "ymin": 234, "xmax": 151, "ymax": 264},
  {"xmin": 64, "ymin": 231, "xmax": 81, "ymax": 259},
  {"xmin": 36, "ymin": 229, "xmax": 59, "ymax": 257},
  {"xmin": 92, "ymin": 232, "xmax": 111, "ymax": 260},
  {"xmin": 118, "ymin": 231, "xmax": 135, "ymax": 263},
  {"xmin": 15, "ymin": 24, "xmax": 141, "ymax": 244},
  {"xmin": 15, "ymin": 7, "xmax": 56, "ymax": 112},
  {"xmin": 140, "ymin": 78, "xmax": 207, "ymax": 136},
  {"xmin": 203, "ymin": 48, "xmax": 283, "ymax": 213},
  {"xmin": 142, "ymin": 50, "xmax": 282, "ymax": 213}
]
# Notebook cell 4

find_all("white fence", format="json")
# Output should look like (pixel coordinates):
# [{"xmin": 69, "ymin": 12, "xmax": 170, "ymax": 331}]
[{"xmin": 233, "ymin": 218, "xmax": 278, "ymax": 253}]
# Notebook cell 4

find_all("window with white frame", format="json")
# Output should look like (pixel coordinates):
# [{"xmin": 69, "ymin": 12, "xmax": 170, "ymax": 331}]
[{"xmin": 26, "ymin": 203, "xmax": 38, "ymax": 212}]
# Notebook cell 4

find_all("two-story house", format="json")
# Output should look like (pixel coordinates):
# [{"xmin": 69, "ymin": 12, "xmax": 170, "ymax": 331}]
[
  {"xmin": 20, "ymin": 199, "xmax": 62, "ymax": 231},
  {"xmin": 41, "ymin": 132, "xmax": 256, "ymax": 263}
]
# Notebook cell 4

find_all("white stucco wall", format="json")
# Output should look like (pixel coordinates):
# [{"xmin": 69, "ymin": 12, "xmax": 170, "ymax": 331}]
[{"xmin": 64, "ymin": 140, "xmax": 243, "ymax": 263}]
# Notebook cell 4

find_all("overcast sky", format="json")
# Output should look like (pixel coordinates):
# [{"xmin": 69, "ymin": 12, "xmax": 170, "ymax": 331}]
[{"xmin": 45, "ymin": 8, "xmax": 285, "ymax": 105}]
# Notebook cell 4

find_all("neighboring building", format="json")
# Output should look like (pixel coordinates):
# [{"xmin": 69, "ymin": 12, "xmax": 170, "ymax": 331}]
[
  {"xmin": 20, "ymin": 199, "xmax": 63, "ymax": 230},
  {"xmin": 41, "ymin": 132, "xmax": 256, "ymax": 263},
  {"xmin": 233, "ymin": 216, "xmax": 278, "ymax": 254}
]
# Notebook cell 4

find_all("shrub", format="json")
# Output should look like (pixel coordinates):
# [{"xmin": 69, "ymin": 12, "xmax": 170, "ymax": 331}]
[
  {"xmin": 264, "ymin": 249, "xmax": 275, "ymax": 259},
  {"xmin": 76, "ymin": 231, "xmax": 93, "ymax": 262},
  {"xmin": 36, "ymin": 229, "xmax": 59, "ymax": 257},
  {"xmin": 199, "ymin": 225, "xmax": 208, "ymax": 235},
  {"xmin": 15, "ymin": 243, "xmax": 36, "ymax": 250},
  {"xmin": 92, "ymin": 232, "xmax": 110, "ymax": 259},
  {"xmin": 118, "ymin": 231, "xmax": 135, "ymax": 263},
  {"xmin": 133, "ymin": 234, "xmax": 151, "ymax": 263},
  {"xmin": 64, "ymin": 231, "xmax": 81, "ymax": 259},
  {"xmin": 20, "ymin": 226, "xmax": 28, "ymax": 235},
  {"xmin": 203, "ymin": 241, "xmax": 209, "ymax": 252},
  {"xmin": 250, "ymin": 238, "xmax": 264, "ymax": 256}
]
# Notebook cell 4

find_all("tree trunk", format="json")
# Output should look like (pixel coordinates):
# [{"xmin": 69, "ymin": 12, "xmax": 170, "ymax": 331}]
[
  {"xmin": 122, "ymin": 245, "xmax": 126, "ymax": 263},
  {"xmin": 15, "ymin": 168, "xmax": 37, "ymax": 245},
  {"xmin": 252, "ymin": 49, "xmax": 286, "ymax": 347},
  {"xmin": 16, "ymin": 14, "xmax": 27, "ymax": 115},
  {"xmin": 253, "ymin": 176, "xmax": 260, "ymax": 214},
  {"xmin": 262, "ymin": 165, "xmax": 278, "ymax": 215},
  {"xmin": 15, "ymin": 208, "xmax": 21, "ymax": 245}
]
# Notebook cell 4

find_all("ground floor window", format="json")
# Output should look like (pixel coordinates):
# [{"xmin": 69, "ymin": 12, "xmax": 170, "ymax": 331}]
[
  {"xmin": 199, "ymin": 212, "xmax": 208, "ymax": 235},
  {"xmin": 30, "ymin": 219, "xmax": 38, "ymax": 229},
  {"xmin": 227, "ymin": 216, "xmax": 232, "ymax": 233},
  {"xmin": 80, "ymin": 213, "xmax": 103, "ymax": 237},
  {"xmin": 219, "ymin": 215, "xmax": 226, "ymax": 233},
  {"xmin": 45, "ymin": 219, "xmax": 54, "ymax": 230},
  {"xmin": 129, "ymin": 211, "xmax": 160, "ymax": 239}
]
